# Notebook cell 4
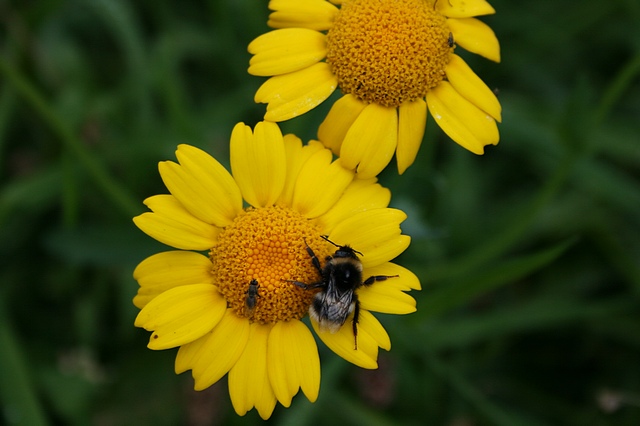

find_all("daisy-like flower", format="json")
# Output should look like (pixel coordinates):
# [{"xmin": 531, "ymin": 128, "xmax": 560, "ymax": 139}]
[
  {"xmin": 132, "ymin": 121, "xmax": 419, "ymax": 419},
  {"xmin": 248, "ymin": 0, "xmax": 502, "ymax": 178}
]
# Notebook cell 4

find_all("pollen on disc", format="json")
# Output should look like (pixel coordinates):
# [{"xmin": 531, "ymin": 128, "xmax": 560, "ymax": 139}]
[
  {"xmin": 326, "ymin": 0, "xmax": 453, "ymax": 107},
  {"xmin": 210, "ymin": 205, "xmax": 333, "ymax": 323}
]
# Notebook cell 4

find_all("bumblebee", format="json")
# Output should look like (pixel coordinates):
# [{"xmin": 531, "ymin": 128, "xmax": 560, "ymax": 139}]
[
  {"xmin": 291, "ymin": 236, "xmax": 398, "ymax": 349},
  {"xmin": 245, "ymin": 279, "xmax": 260, "ymax": 318}
]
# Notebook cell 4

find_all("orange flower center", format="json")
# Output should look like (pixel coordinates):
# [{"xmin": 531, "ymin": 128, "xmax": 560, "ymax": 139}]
[
  {"xmin": 210, "ymin": 205, "xmax": 333, "ymax": 323},
  {"xmin": 326, "ymin": 0, "xmax": 453, "ymax": 107}
]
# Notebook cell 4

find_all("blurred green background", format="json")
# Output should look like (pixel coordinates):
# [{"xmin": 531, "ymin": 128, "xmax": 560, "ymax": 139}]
[{"xmin": 1, "ymin": 0, "xmax": 640, "ymax": 425}]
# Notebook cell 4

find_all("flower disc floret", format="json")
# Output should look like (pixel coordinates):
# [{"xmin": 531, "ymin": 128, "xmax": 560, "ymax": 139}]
[
  {"xmin": 326, "ymin": 0, "xmax": 452, "ymax": 107},
  {"xmin": 212, "ymin": 205, "xmax": 332, "ymax": 323}
]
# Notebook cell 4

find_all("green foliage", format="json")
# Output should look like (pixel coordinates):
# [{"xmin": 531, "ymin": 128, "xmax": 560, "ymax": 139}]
[{"xmin": 1, "ymin": 0, "xmax": 639, "ymax": 424}]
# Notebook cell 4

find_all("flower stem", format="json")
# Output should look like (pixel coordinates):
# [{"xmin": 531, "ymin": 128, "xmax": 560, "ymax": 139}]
[
  {"xmin": 0, "ymin": 304, "xmax": 48, "ymax": 426},
  {"xmin": 595, "ymin": 53, "xmax": 640, "ymax": 127},
  {"xmin": 0, "ymin": 57, "xmax": 141, "ymax": 218}
]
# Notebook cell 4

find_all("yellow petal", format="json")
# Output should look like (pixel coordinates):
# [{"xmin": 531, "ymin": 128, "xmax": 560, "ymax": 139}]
[
  {"xmin": 249, "ymin": 28, "xmax": 327, "ymax": 76},
  {"xmin": 133, "ymin": 195, "xmax": 221, "ymax": 251},
  {"xmin": 192, "ymin": 310, "xmax": 251, "ymax": 390},
  {"xmin": 426, "ymin": 81, "xmax": 499, "ymax": 154},
  {"xmin": 160, "ymin": 144, "xmax": 243, "ymax": 227},
  {"xmin": 268, "ymin": 0, "xmax": 339, "ymax": 31},
  {"xmin": 437, "ymin": 0, "xmax": 496, "ymax": 18},
  {"xmin": 317, "ymin": 94, "xmax": 367, "ymax": 154},
  {"xmin": 292, "ymin": 149, "xmax": 354, "ymax": 218},
  {"xmin": 255, "ymin": 63, "xmax": 338, "ymax": 122},
  {"xmin": 448, "ymin": 17, "xmax": 500, "ymax": 62},
  {"xmin": 358, "ymin": 310, "xmax": 391, "ymax": 351},
  {"xmin": 311, "ymin": 315, "xmax": 378, "ymax": 369},
  {"xmin": 358, "ymin": 278, "xmax": 417, "ymax": 315},
  {"xmin": 228, "ymin": 323, "xmax": 277, "ymax": 420},
  {"xmin": 446, "ymin": 54, "xmax": 501, "ymax": 121},
  {"xmin": 230, "ymin": 122, "xmax": 286, "ymax": 208},
  {"xmin": 340, "ymin": 103, "xmax": 398, "ymax": 179},
  {"xmin": 364, "ymin": 262, "xmax": 421, "ymax": 291},
  {"xmin": 329, "ymin": 209, "xmax": 410, "ymax": 268},
  {"xmin": 278, "ymin": 136, "xmax": 325, "ymax": 206},
  {"xmin": 134, "ymin": 284, "xmax": 226, "ymax": 350},
  {"xmin": 316, "ymin": 179, "xmax": 391, "ymax": 234},
  {"xmin": 175, "ymin": 331, "xmax": 209, "ymax": 374},
  {"xmin": 396, "ymin": 99, "xmax": 427, "ymax": 174},
  {"xmin": 133, "ymin": 251, "xmax": 213, "ymax": 309},
  {"xmin": 267, "ymin": 320, "xmax": 320, "ymax": 406}
]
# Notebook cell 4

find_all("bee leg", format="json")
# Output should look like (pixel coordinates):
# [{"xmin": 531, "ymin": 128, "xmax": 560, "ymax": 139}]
[
  {"xmin": 303, "ymin": 238, "xmax": 323, "ymax": 274},
  {"xmin": 286, "ymin": 280, "xmax": 325, "ymax": 290},
  {"xmin": 363, "ymin": 274, "xmax": 399, "ymax": 286},
  {"xmin": 352, "ymin": 299, "xmax": 362, "ymax": 350}
]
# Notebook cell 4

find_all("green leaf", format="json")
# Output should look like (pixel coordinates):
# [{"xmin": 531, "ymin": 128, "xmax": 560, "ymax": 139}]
[
  {"xmin": 0, "ymin": 167, "xmax": 62, "ymax": 226},
  {"xmin": 0, "ymin": 307, "xmax": 48, "ymax": 426},
  {"xmin": 427, "ymin": 353, "xmax": 548, "ymax": 426},
  {"xmin": 421, "ymin": 238, "xmax": 576, "ymax": 318},
  {"xmin": 425, "ymin": 297, "xmax": 634, "ymax": 350}
]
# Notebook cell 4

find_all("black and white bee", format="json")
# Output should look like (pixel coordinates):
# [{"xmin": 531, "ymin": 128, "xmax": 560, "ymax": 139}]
[
  {"xmin": 245, "ymin": 279, "xmax": 260, "ymax": 318},
  {"xmin": 447, "ymin": 31, "xmax": 454, "ymax": 48},
  {"xmin": 290, "ymin": 236, "xmax": 398, "ymax": 349}
]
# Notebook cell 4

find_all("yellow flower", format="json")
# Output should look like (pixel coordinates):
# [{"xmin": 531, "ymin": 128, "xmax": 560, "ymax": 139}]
[
  {"xmin": 132, "ymin": 121, "xmax": 419, "ymax": 419},
  {"xmin": 249, "ymin": 0, "xmax": 502, "ymax": 178}
]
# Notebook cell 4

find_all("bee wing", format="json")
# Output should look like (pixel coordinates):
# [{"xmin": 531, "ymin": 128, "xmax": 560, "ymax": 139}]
[{"xmin": 312, "ymin": 285, "xmax": 355, "ymax": 333}]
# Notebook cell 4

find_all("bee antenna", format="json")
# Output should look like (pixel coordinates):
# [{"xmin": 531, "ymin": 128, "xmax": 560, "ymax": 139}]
[
  {"xmin": 320, "ymin": 235, "xmax": 341, "ymax": 248},
  {"xmin": 321, "ymin": 235, "xmax": 363, "ymax": 257}
]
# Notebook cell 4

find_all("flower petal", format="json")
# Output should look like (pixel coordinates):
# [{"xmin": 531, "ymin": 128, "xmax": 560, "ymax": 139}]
[
  {"xmin": 426, "ymin": 81, "xmax": 499, "ymax": 154},
  {"xmin": 134, "ymin": 284, "xmax": 226, "ymax": 350},
  {"xmin": 175, "ymin": 331, "xmax": 208, "ymax": 374},
  {"xmin": 446, "ymin": 54, "xmax": 501, "ymax": 121},
  {"xmin": 133, "ymin": 195, "xmax": 221, "ymax": 250},
  {"xmin": 317, "ymin": 94, "xmax": 367, "ymax": 154},
  {"xmin": 448, "ymin": 17, "xmax": 500, "ymax": 62},
  {"xmin": 358, "ymin": 310, "xmax": 391, "ymax": 351},
  {"xmin": 191, "ymin": 310, "xmax": 251, "ymax": 390},
  {"xmin": 230, "ymin": 122, "xmax": 286, "ymax": 208},
  {"xmin": 329, "ymin": 209, "xmax": 410, "ymax": 268},
  {"xmin": 229, "ymin": 323, "xmax": 277, "ymax": 420},
  {"xmin": 358, "ymin": 278, "xmax": 417, "ymax": 315},
  {"xmin": 268, "ymin": 0, "xmax": 339, "ymax": 31},
  {"xmin": 311, "ymin": 315, "xmax": 378, "ymax": 369},
  {"xmin": 292, "ymin": 149, "xmax": 354, "ymax": 218},
  {"xmin": 267, "ymin": 320, "xmax": 320, "ymax": 406},
  {"xmin": 437, "ymin": 0, "xmax": 496, "ymax": 18},
  {"xmin": 364, "ymin": 262, "xmax": 421, "ymax": 291},
  {"xmin": 133, "ymin": 251, "xmax": 213, "ymax": 309},
  {"xmin": 340, "ymin": 103, "xmax": 398, "ymax": 179},
  {"xmin": 159, "ymin": 144, "xmax": 243, "ymax": 227},
  {"xmin": 255, "ymin": 62, "xmax": 338, "ymax": 122},
  {"xmin": 396, "ymin": 99, "xmax": 427, "ymax": 174},
  {"xmin": 278, "ymin": 136, "xmax": 325, "ymax": 206},
  {"xmin": 249, "ymin": 28, "xmax": 327, "ymax": 76},
  {"xmin": 316, "ymin": 178, "xmax": 391, "ymax": 235}
]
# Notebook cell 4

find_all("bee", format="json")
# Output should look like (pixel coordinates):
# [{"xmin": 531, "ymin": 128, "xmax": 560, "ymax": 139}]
[
  {"xmin": 290, "ymin": 236, "xmax": 398, "ymax": 349},
  {"xmin": 245, "ymin": 279, "xmax": 260, "ymax": 318},
  {"xmin": 447, "ymin": 32, "xmax": 454, "ymax": 48}
]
